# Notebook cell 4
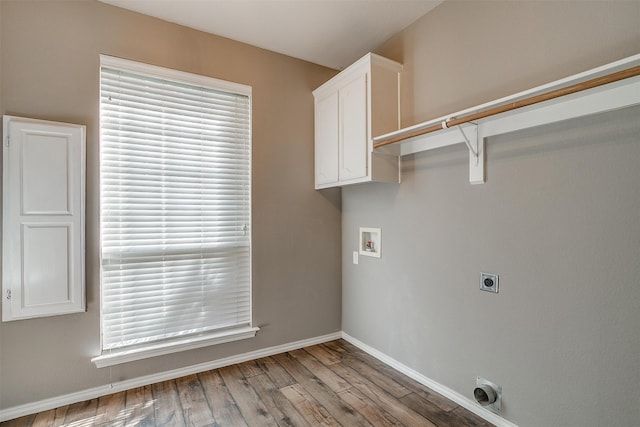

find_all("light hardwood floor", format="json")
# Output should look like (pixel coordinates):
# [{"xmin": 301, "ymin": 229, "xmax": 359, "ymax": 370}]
[{"xmin": 1, "ymin": 339, "xmax": 493, "ymax": 426}]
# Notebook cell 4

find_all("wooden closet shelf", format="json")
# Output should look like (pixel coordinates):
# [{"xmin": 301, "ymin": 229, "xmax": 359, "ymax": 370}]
[{"xmin": 373, "ymin": 54, "xmax": 640, "ymax": 184}]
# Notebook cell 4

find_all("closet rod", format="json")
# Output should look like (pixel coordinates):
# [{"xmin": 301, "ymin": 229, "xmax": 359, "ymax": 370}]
[{"xmin": 374, "ymin": 65, "xmax": 640, "ymax": 149}]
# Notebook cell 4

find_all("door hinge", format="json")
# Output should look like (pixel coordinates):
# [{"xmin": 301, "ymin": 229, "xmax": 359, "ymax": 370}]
[
  {"xmin": 5, "ymin": 289, "xmax": 11, "ymax": 300},
  {"xmin": 5, "ymin": 134, "xmax": 9, "ymax": 148}
]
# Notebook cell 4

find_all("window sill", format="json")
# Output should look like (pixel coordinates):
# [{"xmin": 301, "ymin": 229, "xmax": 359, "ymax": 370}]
[{"xmin": 92, "ymin": 326, "xmax": 259, "ymax": 368}]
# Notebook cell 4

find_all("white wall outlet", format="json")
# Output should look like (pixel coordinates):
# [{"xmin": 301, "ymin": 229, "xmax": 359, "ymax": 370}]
[
  {"xmin": 480, "ymin": 272, "xmax": 499, "ymax": 293},
  {"xmin": 353, "ymin": 251, "xmax": 359, "ymax": 265}
]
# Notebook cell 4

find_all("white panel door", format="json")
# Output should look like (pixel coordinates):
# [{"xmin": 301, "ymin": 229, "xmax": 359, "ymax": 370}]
[
  {"xmin": 315, "ymin": 92, "xmax": 339, "ymax": 186},
  {"xmin": 339, "ymin": 74, "xmax": 368, "ymax": 181},
  {"xmin": 2, "ymin": 116, "xmax": 85, "ymax": 321}
]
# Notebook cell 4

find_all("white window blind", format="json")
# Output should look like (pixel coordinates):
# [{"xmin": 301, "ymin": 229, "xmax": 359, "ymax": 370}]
[{"xmin": 99, "ymin": 56, "xmax": 252, "ymax": 355}]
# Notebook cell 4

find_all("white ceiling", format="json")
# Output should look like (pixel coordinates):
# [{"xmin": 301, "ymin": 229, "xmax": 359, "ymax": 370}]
[{"xmin": 99, "ymin": 0, "xmax": 443, "ymax": 70}]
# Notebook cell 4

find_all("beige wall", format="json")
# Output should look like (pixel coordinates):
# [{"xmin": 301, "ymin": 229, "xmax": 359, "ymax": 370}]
[
  {"xmin": 0, "ymin": 0, "xmax": 341, "ymax": 409},
  {"xmin": 342, "ymin": 1, "xmax": 640, "ymax": 426},
  {"xmin": 379, "ymin": 0, "xmax": 640, "ymax": 127}
]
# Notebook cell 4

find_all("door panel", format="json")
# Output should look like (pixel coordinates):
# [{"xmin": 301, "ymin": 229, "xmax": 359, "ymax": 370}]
[
  {"xmin": 2, "ymin": 116, "xmax": 85, "ymax": 321},
  {"xmin": 315, "ymin": 92, "xmax": 339, "ymax": 186},
  {"xmin": 339, "ymin": 75, "xmax": 368, "ymax": 180}
]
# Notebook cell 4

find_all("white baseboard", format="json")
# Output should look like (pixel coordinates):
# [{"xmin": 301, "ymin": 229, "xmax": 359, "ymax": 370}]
[
  {"xmin": 340, "ymin": 332, "xmax": 519, "ymax": 427},
  {"xmin": 0, "ymin": 331, "xmax": 342, "ymax": 423}
]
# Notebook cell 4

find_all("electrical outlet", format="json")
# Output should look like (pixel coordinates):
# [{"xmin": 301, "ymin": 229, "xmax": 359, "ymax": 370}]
[{"xmin": 480, "ymin": 273, "xmax": 499, "ymax": 293}]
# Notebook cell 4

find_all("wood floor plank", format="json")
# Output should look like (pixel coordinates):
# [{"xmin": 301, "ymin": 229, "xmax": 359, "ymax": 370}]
[
  {"xmin": 414, "ymin": 387, "xmax": 460, "ymax": 413},
  {"xmin": 401, "ymin": 392, "xmax": 482, "ymax": 427},
  {"xmin": 339, "ymin": 353, "xmax": 411, "ymax": 399},
  {"xmin": 330, "ymin": 340, "xmax": 458, "ymax": 412},
  {"xmin": 198, "ymin": 369, "xmax": 248, "ymax": 427},
  {"xmin": 151, "ymin": 380, "xmax": 186, "ymax": 426},
  {"xmin": 247, "ymin": 373, "xmax": 311, "ymax": 427},
  {"xmin": 218, "ymin": 364, "xmax": 279, "ymax": 427},
  {"xmin": 289, "ymin": 348, "xmax": 351, "ymax": 393},
  {"xmin": 255, "ymin": 356, "xmax": 297, "ymax": 389},
  {"xmin": 321, "ymin": 340, "xmax": 348, "ymax": 355},
  {"xmin": 238, "ymin": 359, "xmax": 265, "ymax": 379},
  {"xmin": 272, "ymin": 352, "xmax": 372, "ymax": 426},
  {"xmin": 305, "ymin": 343, "xmax": 343, "ymax": 365},
  {"xmin": 0, "ymin": 414, "xmax": 36, "ymax": 427},
  {"xmin": 330, "ymin": 340, "xmax": 391, "ymax": 372},
  {"xmin": 449, "ymin": 406, "xmax": 493, "ymax": 427},
  {"xmin": 337, "ymin": 387, "xmax": 402, "ymax": 426},
  {"xmin": 29, "ymin": 413, "xmax": 50, "ymax": 427},
  {"xmin": 48, "ymin": 406, "xmax": 68, "ymax": 427},
  {"xmin": 176, "ymin": 374, "xmax": 215, "ymax": 427},
  {"xmin": 94, "ymin": 391, "xmax": 126, "ymax": 426},
  {"xmin": 332, "ymin": 340, "xmax": 486, "ymax": 422},
  {"xmin": 331, "ymin": 341, "xmax": 417, "ymax": 398},
  {"xmin": 64, "ymin": 398, "xmax": 98, "ymax": 424},
  {"xmin": 330, "ymin": 362, "xmax": 437, "ymax": 427},
  {"xmin": 30, "ymin": 409, "xmax": 55, "ymax": 427},
  {"xmin": 279, "ymin": 383, "xmax": 339, "ymax": 427},
  {"xmin": 333, "ymin": 339, "xmax": 411, "ymax": 379},
  {"xmin": 124, "ymin": 385, "xmax": 155, "ymax": 426}
]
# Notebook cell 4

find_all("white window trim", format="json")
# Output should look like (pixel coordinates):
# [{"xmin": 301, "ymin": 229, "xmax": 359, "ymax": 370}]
[
  {"xmin": 100, "ymin": 55, "xmax": 252, "ymax": 96},
  {"xmin": 95, "ymin": 55, "xmax": 255, "ymax": 367},
  {"xmin": 92, "ymin": 326, "xmax": 259, "ymax": 368}
]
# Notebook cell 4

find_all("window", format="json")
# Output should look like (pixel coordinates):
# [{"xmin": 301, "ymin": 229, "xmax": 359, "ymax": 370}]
[{"xmin": 93, "ymin": 56, "xmax": 256, "ymax": 367}]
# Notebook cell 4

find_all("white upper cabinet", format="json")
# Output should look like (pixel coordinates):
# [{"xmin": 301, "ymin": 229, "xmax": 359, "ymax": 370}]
[
  {"xmin": 313, "ymin": 53, "xmax": 403, "ymax": 189},
  {"xmin": 2, "ymin": 116, "xmax": 86, "ymax": 321}
]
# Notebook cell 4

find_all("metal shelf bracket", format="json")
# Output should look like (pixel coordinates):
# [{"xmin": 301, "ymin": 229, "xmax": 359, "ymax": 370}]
[{"xmin": 458, "ymin": 124, "xmax": 484, "ymax": 184}]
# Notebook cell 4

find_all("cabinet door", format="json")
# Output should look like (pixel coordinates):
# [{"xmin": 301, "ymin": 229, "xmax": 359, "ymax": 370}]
[
  {"xmin": 315, "ymin": 92, "xmax": 339, "ymax": 186},
  {"xmin": 339, "ymin": 74, "xmax": 368, "ymax": 181},
  {"xmin": 2, "ymin": 116, "xmax": 86, "ymax": 321}
]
